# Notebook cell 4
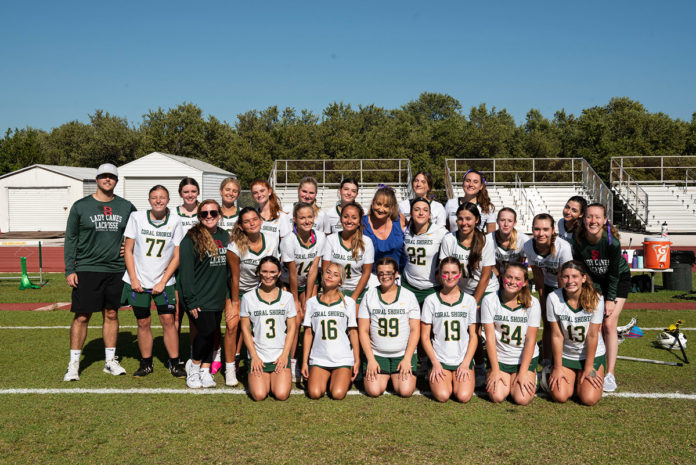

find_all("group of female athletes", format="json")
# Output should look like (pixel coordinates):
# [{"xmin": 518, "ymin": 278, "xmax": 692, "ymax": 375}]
[{"xmin": 122, "ymin": 168, "xmax": 629, "ymax": 405}]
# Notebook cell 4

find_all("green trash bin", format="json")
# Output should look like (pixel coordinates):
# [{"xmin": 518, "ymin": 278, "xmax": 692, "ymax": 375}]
[{"xmin": 663, "ymin": 251, "xmax": 694, "ymax": 292}]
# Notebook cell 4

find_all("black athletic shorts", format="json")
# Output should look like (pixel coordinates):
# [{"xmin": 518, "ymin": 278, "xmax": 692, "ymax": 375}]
[
  {"xmin": 71, "ymin": 271, "xmax": 124, "ymax": 313},
  {"xmin": 601, "ymin": 272, "xmax": 631, "ymax": 300},
  {"xmin": 132, "ymin": 304, "xmax": 175, "ymax": 320}
]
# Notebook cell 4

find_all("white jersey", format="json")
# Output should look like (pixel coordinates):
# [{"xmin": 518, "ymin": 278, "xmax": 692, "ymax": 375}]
[
  {"xmin": 322, "ymin": 233, "xmax": 375, "ymax": 292},
  {"xmin": 480, "ymin": 293, "xmax": 541, "ymax": 365},
  {"xmin": 523, "ymin": 237, "xmax": 573, "ymax": 288},
  {"xmin": 261, "ymin": 211, "xmax": 292, "ymax": 243},
  {"xmin": 440, "ymin": 233, "xmax": 499, "ymax": 295},
  {"xmin": 421, "ymin": 291, "xmax": 478, "ymax": 366},
  {"xmin": 176, "ymin": 206, "xmax": 198, "ymax": 234},
  {"xmin": 240, "ymin": 289, "xmax": 297, "ymax": 363},
  {"xmin": 546, "ymin": 289, "xmax": 606, "ymax": 361},
  {"xmin": 398, "ymin": 199, "xmax": 446, "ymax": 227},
  {"xmin": 219, "ymin": 211, "xmax": 239, "ymax": 236},
  {"xmin": 403, "ymin": 223, "xmax": 448, "ymax": 290},
  {"xmin": 122, "ymin": 211, "xmax": 184, "ymax": 288},
  {"xmin": 488, "ymin": 231, "xmax": 531, "ymax": 267},
  {"xmin": 282, "ymin": 202, "xmax": 327, "ymax": 232},
  {"xmin": 280, "ymin": 229, "xmax": 326, "ymax": 289},
  {"xmin": 227, "ymin": 232, "xmax": 280, "ymax": 293},
  {"xmin": 444, "ymin": 198, "xmax": 496, "ymax": 233},
  {"xmin": 323, "ymin": 204, "xmax": 343, "ymax": 235},
  {"xmin": 358, "ymin": 286, "xmax": 420, "ymax": 357},
  {"xmin": 303, "ymin": 295, "xmax": 358, "ymax": 367}
]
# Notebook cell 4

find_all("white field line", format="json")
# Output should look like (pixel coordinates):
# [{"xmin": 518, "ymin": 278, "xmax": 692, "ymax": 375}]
[
  {"xmin": 0, "ymin": 388, "xmax": 694, "ymax": 400},
  {"xmin": 0, "ymin": 326, "xmax": 693, "ymax": 331}
]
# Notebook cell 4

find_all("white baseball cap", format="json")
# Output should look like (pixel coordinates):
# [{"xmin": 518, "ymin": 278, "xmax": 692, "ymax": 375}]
[{"xmin": 96, "ymin": 163, "xmax": 119, "ymax": 178}]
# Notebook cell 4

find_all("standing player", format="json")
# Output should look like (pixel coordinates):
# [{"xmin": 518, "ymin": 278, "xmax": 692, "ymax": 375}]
[
  {"xmin": 280, "ymin": 202, "xmax": 326, "ymax": 380},
  {"xmin": 358, "ymin": 257, "xmax": 420, "ymax": 398},
  {"xmin": 240, "ymin": 257, "xmax": 297, "ymax": 401},
  {"xmin": 402, "ymin": 198, "xmax": 448, "ymax": 305},
  {"xmin": 324, "ymin": 178, "xmax": 359, "ymax": 235},
  {"xmin": 481, "ymin": 263, "xmax": 540, "ymax": 405},
  {"xmin": 523, "ymin": 213, "xmax": 572, "ymax": 366},
  {"xmin": 122, "ymin": 185, "xmax": 185, "ymax": 378},
  {"xmin": 558, "ymin": 196, "xmax": 587, "ymax": 241},
  {"xmin": 179, "ymin": 200, "xmax": 229, "ymax": 389},
  {"xmin": 489, "ymin": 207, "xmax": 530, "ymax": 276},
  {"xmin": 251, "ymin": 178, "xmax": 292, "ymax": 243},
  {"xmin": 420, "ymin": 257, "xmax": 478, "ymax": 403},
  {"xmin": 322, "ymin": 202, "xmax": 374, "ymax": 304},
  {"xmin": 571, "ymin": 203, "xmax": 630, "ymax": 393},
  {"xmin": 546, "ymin": 261, "xmax": 605, "ymax": 406},
  {"xmin": 63, "ymin": 163, "xmax": 136, "ymax": 381},
  {"xmin": 302, "ymin": 263, "xmax": 360, "ymax": 400},
  {"xmin": 445, "ymin": 169, "xmax": 496, "ymax": 233},
  {"xmin": 175, "ymin": 178, "xmax": 199, "ymax": 334},
  {"xmin": 226, "ymin": 207, "xmax": 280, "ymax": 386},
  {"xmin": 282, "ymin": 176, "xmax": 327, "ymax": 232},
  {"xmin": 398, "ymin": 171, "xmax": 446, "ymax": 227}
]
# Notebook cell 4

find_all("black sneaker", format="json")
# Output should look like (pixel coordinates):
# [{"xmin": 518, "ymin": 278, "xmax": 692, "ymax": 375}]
[
  {"xmin": 168, "ymin": 360, "xmax": 186, "ymax": 378},
  {"xmin": 133, "ymin": 361, "xmax": 153, "ymax": 378}
]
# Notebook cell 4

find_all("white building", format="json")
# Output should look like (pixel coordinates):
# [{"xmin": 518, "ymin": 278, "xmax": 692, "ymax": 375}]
[
  {"xmin": 0, "ymin": 164, "xmax": 97, "ymax": 232},
  {"xmin": 114, "ymin": 152, "xmax": 236, "ymax": 211}
]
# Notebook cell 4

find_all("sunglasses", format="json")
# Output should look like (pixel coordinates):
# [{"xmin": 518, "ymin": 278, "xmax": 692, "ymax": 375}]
[{"xmin": 200, "ymin": 210, "xmax": 219, "ymax": 219}]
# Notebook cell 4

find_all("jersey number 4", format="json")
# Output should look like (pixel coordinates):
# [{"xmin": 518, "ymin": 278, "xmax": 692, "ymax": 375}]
[
  {"xmin": 145, "ymin": 238, "xmax": 166, "ymax": 258},
  {"xmin": 500, "ymin": 324, "xmax": 523, "ymax": 346}
]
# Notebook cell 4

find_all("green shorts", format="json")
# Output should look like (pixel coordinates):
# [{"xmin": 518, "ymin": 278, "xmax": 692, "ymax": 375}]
[
  {"xmin": 310, "ymin": 364, "xmax": 353, "ymax": 371},
  {"xmin": 342, "ymin": 288, "xmax": 367, "ymax": 304},
  {"xmin": 562, "ymin": 355, "xmax": 606, "ymax": 372},
  {"xmin": 498, "ymin": 356, "xmax": 539, "ymax": 374},
  {"xmin": 439, "ymin": 360, "xmax": 475, "ymax": 371},
  {"xmin": 401, "ymin": 279, "xmax": 438, "ymax": 305},
  {"xmin": 121, "ymin": 283, "xmax": 176, "ymax": 308},
  {"xmin": 361, "ymin": 353, "xmax": 418, "ymax": 374},
  {"xmin": 262, "ymin": 354, "xmax": 292, "ymax": 373}
]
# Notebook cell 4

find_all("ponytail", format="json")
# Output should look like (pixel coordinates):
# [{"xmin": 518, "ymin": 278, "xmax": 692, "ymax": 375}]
[{"xmin": 456, "ymin": 202, "xmax": 485, "ymax": 278}]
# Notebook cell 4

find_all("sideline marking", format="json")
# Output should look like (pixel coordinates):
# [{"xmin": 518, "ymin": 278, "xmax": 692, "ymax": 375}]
[
  {"xmin": 0, "ymin": 326, "xmax": 693, "ymax": 331},
  {"xmin": 0, "ymin": 388, "xmax": 694, "ymax": 400}
]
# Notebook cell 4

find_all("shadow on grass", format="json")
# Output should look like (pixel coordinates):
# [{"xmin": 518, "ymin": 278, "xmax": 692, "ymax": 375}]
[{"xmin": 81, "ymin": 331, "xmax": 137, "ymax": 371}]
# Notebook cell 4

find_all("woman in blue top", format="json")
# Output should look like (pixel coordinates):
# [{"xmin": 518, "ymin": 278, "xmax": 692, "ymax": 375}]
[{"xmin": 361, "ymin": 186, "xmax": 406, "ymax": 273}]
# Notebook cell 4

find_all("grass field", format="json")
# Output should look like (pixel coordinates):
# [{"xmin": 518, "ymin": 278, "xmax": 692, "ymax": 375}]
[{"xmin": 1, "ymin": 274, "xmax": 695, "ymax": 464}]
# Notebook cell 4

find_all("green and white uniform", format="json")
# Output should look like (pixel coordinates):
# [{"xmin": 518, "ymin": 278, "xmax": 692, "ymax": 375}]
[
  {"xmin": 488, "ymin": 231, "xmax": 531, "ymax": 268},
  {"xmin": 64, "ymin": 195, "xmax": 137, "ymax": 275},
  {"xmin": 227, "ymin": 232, "xmax": 280, "ymax": 294},
  {"xmin": 421, "ymin": 291, "xmax": 478, "ymax": 367},
  {"xmin": 303, "ymin": 295, "xmax": 358, "ymax": 367},
  {"xmin": 176, "ymin": 206, "xmax": 199, "ymax": 234},
  {"xmin": 322, "ymin": 233, "xmax": 375, "ymax": 293},
  {"xmin": 219, "ymin": 211, "xmax": 239, "ymax": 236},
  {"xmin": 399, "ymin": 199, "xmax": 447, "ymax": 227},
  {"xmin": 546, "ymin": 289, "xmax": 606, "ymax": 362},
  {"xmin": 240, "ymin": 289, "xmax": 297, "ymax": 363},
  {"xmin": 358, "ymin": 286, "xmax": 420, "ymax": 358},
  {"xmin": 523, "ymin": 237, "xmax": 573, "ymax": 288},
  {"xmin": 261, "ymin": 212, "xmax": 292, "ymax": 244},
  {"xmin": 323, "ymin": 204, "xmax": 344, "ymax": 234},
  {"xmin": 283, "ymin": 202, "xmax": 327, "ymax": 232},
  {"xmin": 178, "ymin": 228, "xmax": 230, "ymax": 312},
  {"xmin": 444, "ymin": 198, "xmax": 496, "ymax": 233},
  {"xmin": 402, "ymin": 223, "xmax": 448, "ymax": 301},
  {"xmin": 440, "ymin": 232, "xmax": 499, "ymax": 295},
  {"xmin": 480, "ymin": 292, "xmax": 540, "ymax": 366},
  {"xmin": 122, "ymin": 210, "xmax": 184, "ymax": 288},
  {"xmin": 280, "ymin": 229, "xmax": 326, "ymax": 291}
]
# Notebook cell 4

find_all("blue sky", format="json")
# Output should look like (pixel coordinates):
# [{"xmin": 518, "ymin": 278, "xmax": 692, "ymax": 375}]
[{"xmin": 1, "ymin": 0, "xmax": 694, "ymax": 131}]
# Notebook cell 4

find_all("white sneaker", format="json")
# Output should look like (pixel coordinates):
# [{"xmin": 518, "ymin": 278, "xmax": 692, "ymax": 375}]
[
  {"xmin": 200, "ymin": 369, "xmax": 216, "ymax": 388},
  {"xmin": 185, "ymin": 359, "xmax": 192, "ymax": 376},
  {"xmin": 291, "ymin": 359, "xmax": 298, "ymax": 382},
  {"xmin": 103, "ymin": 358, "xmax": 126, "ymax": 376},
  {"xmin": 603, "ymin": 373, "xmax": 617, "ymax": 392},
  {"xmin": 187, "ymin": 364, "xmax": 202, "ymax": 389},
  {"xmin": 63, "ymin": 361, "xmax": 80, "ymax": 381},
  {"xmin": 225, "ymin": 367, "xmax": 239, "ymax": 387}
]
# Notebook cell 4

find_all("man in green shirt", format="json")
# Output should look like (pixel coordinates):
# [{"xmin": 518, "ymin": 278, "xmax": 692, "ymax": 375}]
[{"xmin": 63, "ymin": 163, "xmax": 136, "ymax": 381}]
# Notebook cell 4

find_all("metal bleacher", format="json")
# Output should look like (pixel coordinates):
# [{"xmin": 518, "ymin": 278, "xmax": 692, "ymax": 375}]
[
  {"xmin": 269, "ymin": 159, "xmax": 411, "ymax": 211},
  {"xmin": 611, "ymin": 157, "xmax": 696, "ymax": 233},
  {"xmin": 445, "ymin": 158, "xmax": 613, "ymax": 233}
]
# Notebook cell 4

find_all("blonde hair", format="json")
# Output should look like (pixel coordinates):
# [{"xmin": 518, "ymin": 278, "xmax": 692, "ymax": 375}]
[
  {"xmin": 503, "ymin": 262, "xmax": 532, "ymax": 309},
  {"xmin": 496, "ymin": 207, "xmax": 518, "ymax": 251},
  {"xmin": 561, "ymin": 261, "xmax": 600, "ymax": 312},
  {"xmin": 320, "ymin": 262, "xmax": 346, "ymax": 305},
  {"xmin": 369, "ymin": 186, "xmax": 399, "ymax": 221},
  {"xmin": 341, "ymin": 202, "xmax": 366, "ymax": 261},
  {"xmin": 251, "ymin": 178, "xmax": 282, "ymax": 220},
  {"xmin": 187, "ymin": 199, "xmax": 222, "ymax": 260},
  {"xmin": 229, "ymin": 207, "xmax": 261, "ymax": 256},
  {"xmin": 298, "ymin": 176, "xmax": 321, "ymax": 218},
  {"xmin": 219, "ymin": 177, "xmax": 241, "ymax": 193}
]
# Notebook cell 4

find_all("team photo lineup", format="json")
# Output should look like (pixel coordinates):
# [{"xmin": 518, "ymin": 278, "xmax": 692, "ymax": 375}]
[{"xmin": 64, "ymin": 162, "xmax": 631, "ymax": 405}]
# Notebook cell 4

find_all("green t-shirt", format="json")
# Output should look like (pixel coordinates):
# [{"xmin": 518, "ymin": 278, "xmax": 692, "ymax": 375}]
[
  {"xmin": 64, "ymin": 195, "xmax": 136, "ymax": 275},
  {"xmin": 571, "ymin": 231, "xmax": 629, "ymax": 301},
  {"xmin": 178, "ymin": 227, "xmax": 230, "ymax": 312}
]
